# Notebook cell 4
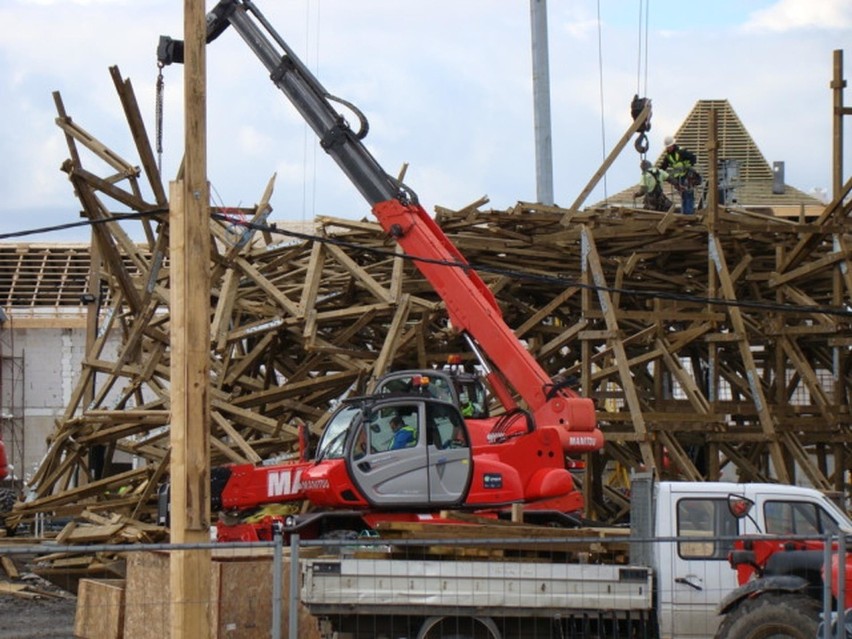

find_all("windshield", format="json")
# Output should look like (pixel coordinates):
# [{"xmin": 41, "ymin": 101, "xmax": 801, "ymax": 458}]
[
  {"xmin": 456, "ymin": 379, "xmax": 488, "ymax": 418},
  {"xmin": 315, "ymin": 405, "xmax": 361, "ymax": 460},
  {"xmin": 377, "ymin": 373, "xmax": 453, "ymax": 402}
]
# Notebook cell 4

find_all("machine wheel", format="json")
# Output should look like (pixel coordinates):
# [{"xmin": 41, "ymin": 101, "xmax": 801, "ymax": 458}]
[
  {"xmin": 714, "ymin": 593, "xmax": 821, "ymax": 639},
  {"xmin": 0, "ymin": 487, "xmax": 18, "ymax": 535}
]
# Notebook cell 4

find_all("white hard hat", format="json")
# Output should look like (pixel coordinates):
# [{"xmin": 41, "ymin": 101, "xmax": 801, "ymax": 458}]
[{"xmin": 664, "ymin": 136, "xmax": 675, "ymax": 146}]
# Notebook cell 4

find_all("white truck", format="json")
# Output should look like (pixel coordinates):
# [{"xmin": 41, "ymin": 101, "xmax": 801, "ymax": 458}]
[{"xmin": 300, "ymin": 476, "xmax": 852, "ymax": 639}]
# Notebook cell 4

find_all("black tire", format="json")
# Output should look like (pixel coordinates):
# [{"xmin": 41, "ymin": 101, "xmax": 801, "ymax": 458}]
[
  {"xmin": 419, "ymin": 616, "xmax": 498, "ymax": 639},
  {"xmin": 0, "ymin": 486, "xmax": 18, "ymax": 535},
  {"xmin": 714, "ymin": 593, "xmax": 822, "ymax": 639}
]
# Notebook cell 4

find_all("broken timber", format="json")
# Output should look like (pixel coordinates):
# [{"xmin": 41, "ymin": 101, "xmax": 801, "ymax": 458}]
[{"xmin": 5, "ymin": 65, "xmax": 850, "ymax": 537}]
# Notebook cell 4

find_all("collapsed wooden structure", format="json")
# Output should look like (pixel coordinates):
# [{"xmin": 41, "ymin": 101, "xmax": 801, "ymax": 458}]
[{"xmin": 6, "ymin": 63, "xmax": 852, "ymax": 539}]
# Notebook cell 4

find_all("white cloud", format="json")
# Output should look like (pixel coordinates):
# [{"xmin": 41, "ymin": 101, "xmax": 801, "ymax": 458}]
[
  {"xmin": 1, "ymin": 1, "xmax": 850, "ymax": 242},
  {"xmin": 743, "ymin": 0, "xmax": 852, "ymax": 33}
]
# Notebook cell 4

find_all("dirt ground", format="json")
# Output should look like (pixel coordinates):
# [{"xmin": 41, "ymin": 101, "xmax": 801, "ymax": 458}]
[{"xmin": 0, "ymin": 592, "xmax": 77, "ymax": 639}]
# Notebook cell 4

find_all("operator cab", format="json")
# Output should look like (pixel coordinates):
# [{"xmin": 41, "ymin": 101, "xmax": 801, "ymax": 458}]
[
  {"xmin": 309, "ymin": 396, "xmax": 472, "ymax": 508},
  {"xmin": 374, "ymin": 369, "xmax": 489, "ymax": 419}
]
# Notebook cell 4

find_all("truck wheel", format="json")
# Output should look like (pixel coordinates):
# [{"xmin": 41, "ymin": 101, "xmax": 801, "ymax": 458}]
[
  {"xmin": 417, "ymin": 615, "xmax": 500, "ymax": 639},
  {"xmin": 714, "ymin": 593, "xmax": 821, "ymax": 639}
]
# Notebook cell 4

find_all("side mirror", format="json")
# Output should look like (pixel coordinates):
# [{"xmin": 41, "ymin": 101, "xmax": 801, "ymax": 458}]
[{"xmin": 728, "ymin": 494, "xmax": 755, "ymax": 519}]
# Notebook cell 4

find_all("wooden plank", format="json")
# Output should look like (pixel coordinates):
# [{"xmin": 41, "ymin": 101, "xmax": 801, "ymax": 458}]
[
  {"xmin": 211, "ymin": 411, "xmax": 263, "ymax": 464},
  {"xmin": 371, "ymin": 294, "xmax": 411, "ymax": 382},
  {"xmin": 582, "ymin": 226, "xmax": 655, "ymax": 470},
  {"xmin": 75, "ymin": 578, "xmax": 126, "ymax": 639},
  {"xmin": 0, "ymin": 555, "xmax": 19, "ymax": 579},
  {"xmin": 708, "ymin": 232, "xmax": 790, "ymax": 483}
]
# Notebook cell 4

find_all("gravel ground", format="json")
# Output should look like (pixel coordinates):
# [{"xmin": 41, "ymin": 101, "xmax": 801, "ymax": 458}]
[{"xmin": 0, "ymin": 593, "xmax": 77, "ymax": 639}]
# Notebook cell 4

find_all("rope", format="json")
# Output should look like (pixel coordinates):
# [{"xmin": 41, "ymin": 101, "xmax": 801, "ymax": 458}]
[
  {"xmin": 596, "ymin": 0, "xmax": 608, "ymax": 200},
  {"xmin": 642, "ymin": 0, "xmax": 650, "ymax": 97},
  {"xmin": 636, "ymin": 0, "xmax": 644, "ymax": 96},
  {"xmin": 632, "ymin": 0, "xmax": 652, "ymax": 157},
  {"xmin": 155, "ymin": 62, "xmax": 164, "ymax": 176}
]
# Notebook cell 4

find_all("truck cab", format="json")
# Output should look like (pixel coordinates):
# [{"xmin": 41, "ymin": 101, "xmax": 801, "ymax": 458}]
[{"xmin": 651, "ymin": 480, "xmax": 852, "ymax": 638}]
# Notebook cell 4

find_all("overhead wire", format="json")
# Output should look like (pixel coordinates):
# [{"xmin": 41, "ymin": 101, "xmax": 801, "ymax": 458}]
[
  {"xmin": 595, "ymin": 0, "xmax": 608, "ymax": 200},
  {"xmin": 1, "ymin": 210, "xmax": 849, "ymax": 318},
  {"xmin": 636, "ymin": 0, "xmax": 651, "ymax": 98},
  {"xmin": 641, "ymin": 0, "xmax": 650, "ymax": 97}
]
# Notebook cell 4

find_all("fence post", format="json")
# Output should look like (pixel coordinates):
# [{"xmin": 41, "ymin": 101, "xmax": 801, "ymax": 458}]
[
  {"xmin": 272, "ymin": 525, "xmax": 283, "ymax": 639},
  {"xmin": 836, "ymin": 532, "xmax": 846, "ymax": 639},
  {"xmin": 289, "ymin": 533, "xmax": 300, "ymax": 639},
  {"xmin": 824, "ymin": 532, "xmax": 833, "ymax": 639}
]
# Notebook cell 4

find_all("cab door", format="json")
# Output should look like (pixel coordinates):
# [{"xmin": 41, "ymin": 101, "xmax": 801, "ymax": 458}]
[
  {"xmin": 424, "ymin": 401, "xmax": 472, "ymax": 505},
  {"xmin": 658, "ymin": 491, "xmax": 739, "ymax": 638},
  {"xmin": 348, "ymin": 402, "xmax": 429, "ymax": 507}
]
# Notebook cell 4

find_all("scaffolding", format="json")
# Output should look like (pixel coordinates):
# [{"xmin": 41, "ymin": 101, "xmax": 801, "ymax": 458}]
[{"xmin": 0, "ymin": 308, "xmax": 25, "ymax": 487}]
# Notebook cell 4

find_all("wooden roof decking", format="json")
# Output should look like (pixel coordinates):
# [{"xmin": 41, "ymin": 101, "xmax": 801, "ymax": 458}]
[
  {"xmin": 599, "ymin": 99, "xmax": 825, "ymax": 216},
  {"xmin": 0, "ymin": 244, "xmax": 92, "ymax": 309}
]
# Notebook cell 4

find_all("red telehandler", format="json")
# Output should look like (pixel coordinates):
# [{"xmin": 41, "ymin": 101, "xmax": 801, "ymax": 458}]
[{"xmin": 158, "ymin": 0, "xmax": 603, "ymax": 542}]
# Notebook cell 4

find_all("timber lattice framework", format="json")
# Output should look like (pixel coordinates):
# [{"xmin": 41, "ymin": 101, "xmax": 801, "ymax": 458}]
[{"xmin": 8, "ymin": 64, "xmax": 851, "ymax": 538}]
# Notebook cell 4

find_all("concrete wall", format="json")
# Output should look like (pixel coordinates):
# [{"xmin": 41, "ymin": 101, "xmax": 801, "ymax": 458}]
[{"xmin": 1, "ymin": 323, "xmax": 122, "ymax": 483}]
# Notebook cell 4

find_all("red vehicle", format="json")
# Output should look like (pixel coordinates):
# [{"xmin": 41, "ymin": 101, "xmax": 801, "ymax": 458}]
[
  {"xmin": 159, "ymin": 0, "xmax": 603, "ymax": 541},
  {"xmin": 716, "ymin": 494, "xmax": 852, "ymax": 639},
  {"xmin": 0, "ymin": 434, "xmax": 8, "ymax": 483}
]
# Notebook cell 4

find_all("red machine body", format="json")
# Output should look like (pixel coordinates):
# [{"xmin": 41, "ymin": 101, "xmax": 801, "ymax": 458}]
[
  {"xmin": 728, "ymin": 536, "xmax": 852, "ymax": 609},
  {"xmin": 0, "ymin": 437, "xmax": 8, "ymax": 481}
]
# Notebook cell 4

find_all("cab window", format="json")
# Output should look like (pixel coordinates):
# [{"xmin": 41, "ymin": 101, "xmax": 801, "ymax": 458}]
[
  {"xmin": 427, "ymin": 402, "xmax": 468, "ymax": 449},
  {"xmin": 677, "ymin": 498, "xmax": 738, "ymax": 559},
  {"xmin": 362, "ymin": 405, "xmax": 420, "ymax": 453},
  {"xmin": 763, "ymin": 501, "xmax": 840, "ymax": 536},
  {"xmin": 456, "ymin": 380, "xmax": 488, "ymax": 418}
]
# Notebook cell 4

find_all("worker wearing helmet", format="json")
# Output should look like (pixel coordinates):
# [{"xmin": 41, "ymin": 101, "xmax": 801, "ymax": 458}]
[
  {"xmin": 635, "ymin": 159, "xmax": 671, "ymax": 212},
  {"xmin": 660, "ymin": 136, "xmax": 699, "ymax": 214}
]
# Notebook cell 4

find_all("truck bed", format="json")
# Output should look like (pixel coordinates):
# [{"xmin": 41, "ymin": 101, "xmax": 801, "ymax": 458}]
[{"xmin": 302, "ymin": 557, "xmax": 654, "ymax": 618}]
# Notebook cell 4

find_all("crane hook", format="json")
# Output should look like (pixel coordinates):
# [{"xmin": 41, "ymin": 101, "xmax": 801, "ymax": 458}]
[{"xmin": 631, "ymin": 94, "xmax": 652, "ymax": 154}]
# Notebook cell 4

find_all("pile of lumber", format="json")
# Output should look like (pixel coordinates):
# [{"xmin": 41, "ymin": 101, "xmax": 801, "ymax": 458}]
[{"xmin": 6, "ymin": 65, "xmax": 851, "ymax": 541}]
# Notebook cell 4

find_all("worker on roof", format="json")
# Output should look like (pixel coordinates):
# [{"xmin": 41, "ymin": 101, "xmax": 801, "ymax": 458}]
[
  {"xmin": 660, "ymin": 136, "xmax": 700, "ymax": 214},
  {"xmin": 635, "ymin": 160, "xmax": 672, "ymax": 212}
]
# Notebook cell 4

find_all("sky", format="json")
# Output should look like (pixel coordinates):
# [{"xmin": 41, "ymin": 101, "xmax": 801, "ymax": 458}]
[{"xmin": 0, "ymin": 0, "xmax": 850, "ymax": 243}]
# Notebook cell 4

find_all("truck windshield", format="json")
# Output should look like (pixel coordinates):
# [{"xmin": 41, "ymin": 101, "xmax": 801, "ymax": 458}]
[{"xmin": 315, "ymin": 405, "xmax": 361, "ymax": 460}]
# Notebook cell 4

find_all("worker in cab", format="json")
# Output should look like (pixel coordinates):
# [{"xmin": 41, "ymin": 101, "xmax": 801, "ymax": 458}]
[
  {"xmin": 389, "ymin": 415, "xmax": 417, "ymax": 449},
  {"xmin": 459, "ymin": 391, "xmax": 475, "ymax": 418},
  {"xmin": 635, "ymin": 160, "xmax": 671, "ymax": 212}
]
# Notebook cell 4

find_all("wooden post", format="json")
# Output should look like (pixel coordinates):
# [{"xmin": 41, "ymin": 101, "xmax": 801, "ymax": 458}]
[
  {"xmin": 831, "ymin": 50, "xmax": 846, "ymax": 200},
  {"xmin": 170, "ymin": 1, "xmax": 212, "ymax": 638},
  {"xmin": 705, "ymin": 108, "xmax": 718, "ymax": 226}
]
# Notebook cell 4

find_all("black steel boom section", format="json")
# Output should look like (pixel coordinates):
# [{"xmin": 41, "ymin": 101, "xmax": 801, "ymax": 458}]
[{"xmin": 158, "ymin": 0, "xmax": 411, "ymax": 208}]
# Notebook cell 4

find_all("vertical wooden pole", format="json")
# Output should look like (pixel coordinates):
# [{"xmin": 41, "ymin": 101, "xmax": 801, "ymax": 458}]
[
  {"xmin": 170, "ymin": 0, "xmax": 211, "ymax": 637},
  {"xmin": 705, "ymin": 108, "xmax": 718, "ymax": 225},
  {"xmin": 705, "ymin": 109, "xmax": 720, "ymax": 480},
  {"xmin": 831, "ymin": 50, "xmax": 845, "ymax": 199}
]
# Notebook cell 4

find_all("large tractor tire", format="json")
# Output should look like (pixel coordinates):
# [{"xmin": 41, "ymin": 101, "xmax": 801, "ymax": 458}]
[{"xmin": 714, "ymin": 592, "xmax": 822, "ymax": 639}]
